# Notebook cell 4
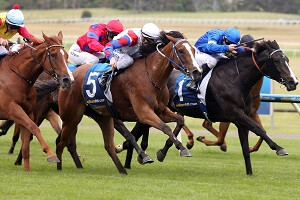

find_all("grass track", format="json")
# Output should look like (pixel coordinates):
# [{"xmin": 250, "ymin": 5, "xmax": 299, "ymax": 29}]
[{"xmin": 0, "ymin": 120, "xmax": 300, "ymax": 200}]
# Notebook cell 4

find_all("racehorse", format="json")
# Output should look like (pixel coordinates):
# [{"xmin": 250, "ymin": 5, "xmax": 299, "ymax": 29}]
[
  {"xmin": 118, "ymin": 40, "xmax": 298, "ymax": 174},
  {"xmin": 36, "ymin": 31, "xmax": 202, "ymax": 174},
  {"xmin": 0, "ymin": 32, "xmax": 73, "ymax": 172},
  {"xmin": 191, "ymin": 77, "xmax": 265, "ymax": 152}
]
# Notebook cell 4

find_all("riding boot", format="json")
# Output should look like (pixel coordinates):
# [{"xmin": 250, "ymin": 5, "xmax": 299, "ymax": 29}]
[
  {"xmin": 99, "ymin": 68, "xmax": 114, "ymax": 91},
  {"xmin": 201, "ymin": 63, "xmax": 210, "ymax": 76}
]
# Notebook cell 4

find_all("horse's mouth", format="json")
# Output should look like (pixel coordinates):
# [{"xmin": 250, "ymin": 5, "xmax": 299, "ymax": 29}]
[
  {"xmin": 60, "ymin": 77, "xmax": 73, "ymax": 89},
  {"xmin": 285, "ymin": 80, "xmax": 298, "ymax": 91},
  {"xmin": 192, "ymin": 69, "xmax": 202, "ymax": 82}
]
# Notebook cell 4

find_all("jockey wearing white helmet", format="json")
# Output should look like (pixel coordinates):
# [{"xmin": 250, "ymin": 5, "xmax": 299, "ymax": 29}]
[
  {"xmin": 104, "ymin": 22, "xmax": 160, "ymax": 70},
  {"xmin": 0, "ymin": 4, "xmax": 39, "ymax": 56}
]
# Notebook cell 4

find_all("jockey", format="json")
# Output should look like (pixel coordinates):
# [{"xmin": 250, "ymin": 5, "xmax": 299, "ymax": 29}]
[
  {"xmin": 104, "ymin": 22, "xmax": 160, "ymax": 70},
  {"xmin": 0, "ymin": 4, "xmax": 39, "ymax": 57},
  {"xmin": 99, "ymin": 23, "xmax": 160, "ymax": 90},
  {"xmin": 187, "ymin": 27, "xmax": 242, "ymax": 91},
  {"xmin": 68, "ymin": 19, "xmax": 124, "ymax": 66}
]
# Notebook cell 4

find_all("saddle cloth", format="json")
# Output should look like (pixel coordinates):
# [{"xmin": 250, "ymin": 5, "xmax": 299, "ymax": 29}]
[{"xmin": 173, "ymin": 70, "xmax": 213, "ymax": 120}]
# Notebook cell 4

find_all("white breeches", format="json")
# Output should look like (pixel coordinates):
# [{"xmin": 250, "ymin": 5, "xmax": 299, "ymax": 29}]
[
  {"xmin": 194, "ymin": 48, "xmax": 225, "ymax": 69},
  {"xmin": 0, "ymin": 46, "xmax": 8, "ymax": 55},
  {"xmin": 68, "ymin": 43, "xmax": 105, "ymax": 66}
]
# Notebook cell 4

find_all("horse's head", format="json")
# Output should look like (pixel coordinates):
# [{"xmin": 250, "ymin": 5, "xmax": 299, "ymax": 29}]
[
  {"xmin": 40, "ymin": 31, "xmax": 74, "ymax": 89},
  {"xmin": 159, "ymin": 31, "xmax": 202, "ymax": 82},
  {"xmin": 255, "ymin": 40, "xmax": 298, "ymax": 91}
]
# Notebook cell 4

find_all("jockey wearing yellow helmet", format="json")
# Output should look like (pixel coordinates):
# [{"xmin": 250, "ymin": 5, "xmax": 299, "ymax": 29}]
[{"xmin": 0, "ymin": 4, "xmax": 39, "ymax": 56}]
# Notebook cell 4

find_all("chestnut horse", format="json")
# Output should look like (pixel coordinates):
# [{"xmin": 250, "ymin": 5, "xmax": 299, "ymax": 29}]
[
  {"xmin": 0, "ymin": 32, "xmax": 73, "ymax": 172},
  {"xmin": 36, "ymin": 31, "xmax": 202, "ymax": 174},
  {"xmin": 118, "ymin": 40, "xmax": 298, "ymax": 175}
]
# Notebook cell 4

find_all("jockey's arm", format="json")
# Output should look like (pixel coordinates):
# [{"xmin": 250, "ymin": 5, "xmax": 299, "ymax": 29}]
[
  {"xmin": 104, "ymin": 35, "xmax": 132, "ymax": 60},
  {"xmin": 86, "ymin": 28, "xmax": 105, "ymax": 52},
  {"xmin": 18, "ymin": 27, "xmax": 41, "ymax": 43}
]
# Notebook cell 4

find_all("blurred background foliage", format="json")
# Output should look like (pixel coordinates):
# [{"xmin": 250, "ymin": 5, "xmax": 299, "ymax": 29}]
[{"xmin": 0, "ymin": 0, "xmax": 300, "ymax": 14}]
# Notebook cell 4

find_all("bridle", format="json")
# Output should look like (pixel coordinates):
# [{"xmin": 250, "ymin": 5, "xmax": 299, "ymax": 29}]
[
  {"xmin": 30, "ymin": 44, "xmax": 65, "ymax": 80},
  {"xmin": 10, "ymin": 43, "xmax": 64, "ymax": 84},
  {"xmin": 156, "ymin": 38, "xmax": 189, "ymax": 75}
]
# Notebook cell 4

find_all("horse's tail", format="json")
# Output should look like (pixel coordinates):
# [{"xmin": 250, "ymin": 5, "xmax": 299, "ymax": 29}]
[{"xmin": 35, "ymin": 80, "xmax": 60, "ymax": 102}]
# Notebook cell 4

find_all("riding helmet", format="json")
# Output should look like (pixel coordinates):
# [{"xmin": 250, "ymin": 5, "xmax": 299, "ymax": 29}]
[
  {"xmin": 141, "ymin": 23, "xmax": 160, "ymax": 39},
  {"xmin": 6, "ymin": 4, "xmax": 24, "ymax": 27},
  {"xmin": 107, "ymin": 20, "xmax": 124, "ymax": 34},
  {"xmin": 224, "ymin": 27, "xmax": 240, "ymax": 44}
]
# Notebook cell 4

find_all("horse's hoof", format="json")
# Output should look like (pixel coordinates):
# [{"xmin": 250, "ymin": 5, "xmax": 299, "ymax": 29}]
[
  {"xmin": 276, "ymin": 148, "xmax": 288, "ymax": 156},
  {"xmin": 47, "ymin": 156, "xmax": 60, "ymax": 163},
  {"xmin": 180, "ymin": 149, "xmax": 192, "ymax": 157},
  {"xmin": 196, "ymin": 136, "xmax": 205, "ymax": 142},
  {"xmin": 14, "ymin": 161, "xmax": 22, "ymax": 166},
  {"xmin": 220, "ymin": 145, "xmax": 227, "ymax": 152},
  {"xmin": 156, "ymin": 150, "xmax": 166, "ymax": 162},
  {"xmin": 137, "ymin": 154, "xmax": 154, "ymax": 165},
  {"xmin": 116, "ymin": 144, "xmax": 123, "ymax": 153},
  {"xmin": 186, "ymin": 142, "xmax": 194, "ymax": 150},
  {"xmin": 119, "ymin": 168, "xmax": 128, "ymax": 175}
]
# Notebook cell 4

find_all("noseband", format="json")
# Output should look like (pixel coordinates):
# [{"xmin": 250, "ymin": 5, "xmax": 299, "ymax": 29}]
[
  {"xmin": 251, "ymin": 48, "xmax": 284, "ymax": 83},
  {"xmin": 156, "ymin": 39, "xmax": 189, "ymax": 75}
]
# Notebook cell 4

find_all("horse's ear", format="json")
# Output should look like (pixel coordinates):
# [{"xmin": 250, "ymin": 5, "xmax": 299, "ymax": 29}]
[
  {"xmin": 58, "ymin": 31, "xmax": 63, "ymax": 43},
  {"xmin": 42, "ymin": 32, "xmax": 50, "ymax": 43},
  {"xmin": 166, "ymin": 35, "xmax": 175, "ymax": 43}
]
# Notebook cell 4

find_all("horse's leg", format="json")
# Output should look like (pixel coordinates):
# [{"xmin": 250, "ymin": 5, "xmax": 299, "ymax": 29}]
[
  {"xmin": 233, "ymin": 111, "xmax": 287, "ymax": 156},
  {"xmin": 197, "ymin": 121, "xmax": 229, "ymax": 152},
  {"xmin": 0, "ymin": 120, "xmax": 14, "ymax": 136},
  {"xmin": 9, "ymin": 106, "xmax": 59, "ymax": 164},
  {"xmin": 155, "ymin": 108, "xmax": 191, "ymax": 162},
  {"xmin": 46, "ymin": 110, "xmax": 61, "ymax": 134},
  {"xmin": 113, "ymin": 119, "xmax": 153, "ymax": 168},
  {"xmin": 19, "ymin": 125, "xmax": 32, "ymax": 172},
  {"xmin": 182, "ymin": 124, "xmax": 194, "ymax": 150},
  {"xmin": 95, "ymin": 116, "xmax": 127, "ymax": 174},
  {"xmin": 8, "ymin": 123, "xmax": 21, "ymax": 154},
  {"xmin": 236, "ymin": 125, "xmax": 252, "ymax": 175}
]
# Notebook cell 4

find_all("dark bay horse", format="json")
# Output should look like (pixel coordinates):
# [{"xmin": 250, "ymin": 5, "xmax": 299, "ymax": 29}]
[
  {"xmin": 0, "ymin": 32, "xmax": 73, "ymax": 172},
  {"xmin": 119, "ymin": 40, "xmax": 298, "ymax": 174},
  {"xmin": 36, "ymin": 31, "xmax": 202, "ymax": 174},
  {"xmin": 189, "ymin": 77, "xmax": 265, "ymax": 152}
]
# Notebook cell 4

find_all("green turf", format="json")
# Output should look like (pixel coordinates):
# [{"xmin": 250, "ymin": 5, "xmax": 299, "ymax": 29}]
[{"xmin": 0, "ymin": 120, "xmax": 299, "ymax": 200}]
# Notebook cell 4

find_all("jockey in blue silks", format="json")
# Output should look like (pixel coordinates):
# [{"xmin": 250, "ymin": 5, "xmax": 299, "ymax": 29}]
[{"xmin": 187, "ymin": 27, "xmax": 242, "ymax": 91}]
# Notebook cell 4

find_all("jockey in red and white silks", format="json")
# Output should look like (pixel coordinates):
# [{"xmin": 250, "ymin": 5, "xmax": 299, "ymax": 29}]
[
  {"xmin": 68, "ymin": 20, "xmax": 124, "ymax": 66},
  {"xmin": 104, "ymin": 23, "xmax": 160, "ymax": 70}
]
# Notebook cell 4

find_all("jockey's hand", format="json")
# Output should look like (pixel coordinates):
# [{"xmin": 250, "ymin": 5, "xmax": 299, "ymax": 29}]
[
  {"xmin": 228, "ymin": 44, "xmax": 237, "ymax": 54},
  {"xmin": 0, "ymin": 38, "xmax": 9, "ymax": 46},
  {"xmin": 110, "ymin": 57, "xmax": 117, "ymax": 69}
]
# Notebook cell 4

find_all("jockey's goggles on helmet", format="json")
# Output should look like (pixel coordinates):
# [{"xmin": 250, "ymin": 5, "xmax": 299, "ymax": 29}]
[
  {"xmin": 224, "ymin": 36, "xmax": 234, "ymax": 45},
  {"xmin": 6, "ymin": 23, "xmax": 20, "ymax": 30},
  {"xmin": 107, "ymin": 31, "xmax": 118, "ymax": 39},
  {"xmin": 144, "ymin": 37, "xmax": 156, "ymax": 44}
]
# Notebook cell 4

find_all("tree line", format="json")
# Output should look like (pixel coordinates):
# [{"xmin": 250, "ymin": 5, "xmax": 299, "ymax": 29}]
[{"xmin": 1, "ymin": 0, "xmax": 300, "ymax": 14}]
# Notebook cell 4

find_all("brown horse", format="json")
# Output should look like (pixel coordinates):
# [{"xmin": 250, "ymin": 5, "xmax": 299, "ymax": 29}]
[
  {"xmin": 36, "ymin": 31, "xmax": 202, "ymax": 174},
  {"xmin": 185, "ymin": 77, "xmax": 265, "ymax": 152},
  {"xmin": 0, "ymin": 32, "xmax": 73, "ymax": 172}
]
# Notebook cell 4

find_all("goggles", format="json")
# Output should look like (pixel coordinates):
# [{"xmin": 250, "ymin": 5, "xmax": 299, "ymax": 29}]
[
  {"xmin": 224, "ymin": 37, "xmax": 233, "ymax": 45},
  {"xmin": 7, "ymin": 23, "xmax": 21, "ymax": 30},
  {"xmin": 107, "ymin": 31, "xmax": 118, "ymax": 39}
]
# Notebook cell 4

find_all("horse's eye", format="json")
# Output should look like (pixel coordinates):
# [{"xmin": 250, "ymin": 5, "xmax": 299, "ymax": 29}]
[
  {"xmin": 273, "ymin": 58, "xmax": 280, "ymax": 63},
  {"xmin": 51, "ymin": 53, "xmax": 57, "ymax": 59},
  {"xmin": 178, "ymin": 49, "xmax": 184, "ymax": 54}
]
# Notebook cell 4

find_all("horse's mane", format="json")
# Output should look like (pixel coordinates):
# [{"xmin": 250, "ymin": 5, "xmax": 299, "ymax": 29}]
[
  {"xmin": 139, "ymin": 30, "xmax": 185, "ymax": 58},
  {"xmin": 254, "ymin": 40, "xmax": 279, "ymax": 54}
]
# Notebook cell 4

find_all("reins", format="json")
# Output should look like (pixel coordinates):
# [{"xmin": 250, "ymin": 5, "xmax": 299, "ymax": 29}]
[
  {"xmin": 9, "ymin": 43, "xmax": 64, "ymax": 84},
  {"xmin": 144, "ymin": 38, "xmax": 189, "ymax": 91}
]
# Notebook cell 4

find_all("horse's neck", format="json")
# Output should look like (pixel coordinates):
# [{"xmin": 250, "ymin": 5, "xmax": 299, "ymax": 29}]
[
  {"xmin": 15, "ymin": 46, "xmax": 45, "ymax": 83},
  {"xmin": 146, "ymin": 43, "xmax": 174, "ymax": 88},
  {"xmin": 235, "ymin": 56, "xmax": 264, "ymax": 93}
]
